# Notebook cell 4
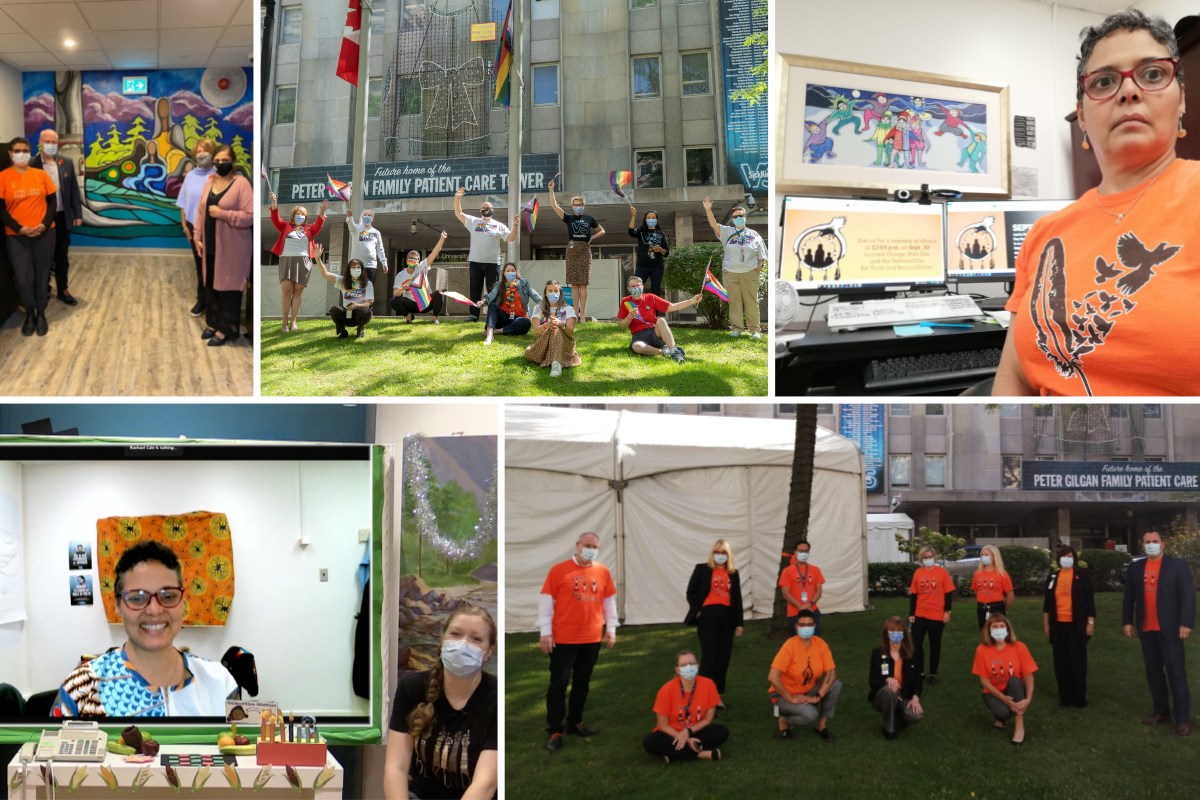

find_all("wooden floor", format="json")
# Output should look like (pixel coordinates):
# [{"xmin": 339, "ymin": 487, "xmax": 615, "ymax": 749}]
[{"xmin": 0, "ymin": 252, "xmax": 253, "ymax": 396}]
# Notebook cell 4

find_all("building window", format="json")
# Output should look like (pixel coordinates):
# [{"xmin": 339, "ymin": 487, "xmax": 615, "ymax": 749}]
[
  {"xmin": 999, "ymin": 404, "xmax": 1020, "ymax": 418},
  {"xmin": 370, "ymin": 7, "xmax": 384, "ymax": 38},
  {"xmin": 925, "ymin": 455, "xmax": 945, "ymax": 488},
  {"xmin": 1145, "ymin": 456, "xmax": 1165, "ymax": 462},
  {"xmin": 394, "ymin": 76, "xmax": 421, "ymax": 117},
  {"xmin": 816, "ymin": 403, "xmax": 833, "ymax": 415},
  {"xmin": 1109, "ymin": 404, "xmax": 1129, "ymax": 418},
  {"xmin": 681, "ymin": 51, "xmax": 711, "ymax": 95},
  {"xmin": 280, "ymin": 7, "xmax": 302, "ymax": 45},
  {"xmin": 685, "ymin": 147, "xmax": 715, "ymax": 186},
  {"xmin": 890, "ymin": 404, "xmax": 911, "ymax": 417},
  {"xmin": 368, "ymin": 77, "xmax": 382, "ymax": 118},
  {"xmin": 1034, "ymin": 405, "xmax": 1054, "ymax": 417},
  {"xmin": 1111, "ymin": 456, "xmax": 1130, "ymax": 461},
  {"xmin": 1036, "ymin": 455, "xmax": 1056, "ymax": 461},
  {"xmin": 1143, "ymin": 404, "xmax": 1162, "ymax": 419},
  {"xmin": 699, "ymin": 404, "xmax": 721, "ymax": 413},
  {"xmin": 275, "ymin": 85, "xmax": 297, "ymax": 125},
  {"xmin": 662, "ymin": 403, "xmax": 684, "ymax": 414},
  {"xmin": 632, "ymin": 55, "xmax": 662, "ymax": 99},
  {"xmin": 778, "ymin": 404, "xmax": 797, "ymax": 415},
  {"xmin": 890, "ymin": 455, "xmax": 911, "ymax": 487},
  {"xmin": 925, "ymin": 404, "xmax": 945, "ymax": 416},
  {"xmin": 532, "ymin": 64, "xmax": 559, "ymax": 106},
  {"xmin": 631, "ymin": 0, "xmax": 658, "ymax": 7},
  {"xmin": 634, "ymin": 148, "xmax": 664, "ymax": 188},
  {"xmin": 1002, "ymin": 456, "xmax": 1021, "ymax": 489}
]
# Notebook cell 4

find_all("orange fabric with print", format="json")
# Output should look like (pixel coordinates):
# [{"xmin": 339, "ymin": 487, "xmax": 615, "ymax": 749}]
[
  {"xmin": 1004, "ymin": 159, "xmax": 1200, "ymax": 396},
  {"xmin": 97, "ymin": 512, "xmax": 235, "ymax": 627},
  {"xmin": 778, "ymin": 563, "xmax": 825, "ymax": 615},
  {"xmin": 972, "ymin": 570, "xmax": 1013, "ymax": 604},
  {"xmin": 769, "ymin": 636, "xmax": 835, "ymax": 696},
  {"xmin": 1143, "ymin": 558, "xmax": 1162, "ymax": 632},
  {"xmin": 541, "ymin": 559, "xmax": 616, "ymax": 644},
  {"xmin": 1055, "ymin": 568, "xmax": 1074, "ymax": 622},
  {"xmin": 652, "ymin": 675, "xmax": 721, "ymax": 732},
  {"xmin": 0, "ymin": 167, "xmax": 56, "ymax": 234},
  {"xmin": 703, "ymin": 567, "xmax": 732, "ymax": 607},
  {"xmin": 910, "ymin": 565, "xmax": 954, "ymax": 621},
  {"xmin": 972, "ymin": 641, "xmax": 1038, "ymax": 694}
]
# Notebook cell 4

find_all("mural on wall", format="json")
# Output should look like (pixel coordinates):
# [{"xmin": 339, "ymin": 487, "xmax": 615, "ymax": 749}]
[
  {"xmin": 22, "ymin": 72, "xmax": 57, "ymax": 143},
  {"xmin": 77, "ymin": 68, "xmax": 253, "ymax": 248}
]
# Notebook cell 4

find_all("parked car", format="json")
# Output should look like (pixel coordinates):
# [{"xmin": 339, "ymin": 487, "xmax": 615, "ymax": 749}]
[
  {"xmin": 1119, "ymin": 556, "xmax": 1146, "ymax": 585},
  {"xmin": 944, "ymin": 546, "xmax": 983, "ymax": 582}
]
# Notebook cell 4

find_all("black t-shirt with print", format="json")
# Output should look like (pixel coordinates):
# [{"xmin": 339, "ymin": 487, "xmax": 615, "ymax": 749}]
[
  {"xmin": 389, "ymin": 670, "xmax": 497, "ymax": 799},
  {"xmin": 562, "ymin": 213, "xmax": 598, "ymax": 242},
  {"xmin": 629, "ymin": 227, "xmax": 669, "ymax": 267}
]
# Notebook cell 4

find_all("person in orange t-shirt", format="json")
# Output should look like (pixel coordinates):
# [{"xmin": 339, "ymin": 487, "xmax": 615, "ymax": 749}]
[
  {"xmin": 684, "ymin": 539, "xmax": 744, "ymax": 697},
  {"xmin": 908, "ymin": 546, "xmax": 955, "ymax": 685},
  {"xmin": 0, "ymin": 135, "xmax": 59, "ymax": 337},
  {"xmin": 768, "ymin": 609, "xmax": 841, "ymax": 742},
  {"xmin": 778, "ymin": 540, "xmax": 827, "ymax": 635},
  {"xmin": 972, "ymin": 614, "xmax": 1037, "ymax": 745},
  {"xmin": 1122, "ymin": 530, "xmax": 1195, "ymax": 736},
  {"xmin": 1042, "ymin": 545, "xmax": 1096, "ymax": 708},
  {"xmin": 539, "ymin": 532, "xmax": 617, "ymax": 751},
  {"xmin": 642, "ymin": 650, "xmax": 728, "ymax": 763},
  {"xmin": 994, "ymin": 11, "xmax": 1199, "ymax": 396},
  {"xmin": 971, "ymin": 545, "xmax": 1014, "ymax": 628}
]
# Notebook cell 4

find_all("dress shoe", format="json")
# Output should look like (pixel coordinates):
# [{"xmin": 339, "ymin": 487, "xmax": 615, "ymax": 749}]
[
  {"xmin": 568, "ymin": 723, "xmax": 599, "ymax": 737},
  {"xmin": 1178, "ymin": 723, "xmax": 1192, "ymax": 737},
  {"xmin": 1142, "ymin": 714, "xmax": 1170, "ymax": 725},
  {"xmin": 207, "ymin": 335, "xmax": 227, "ymax": 347},
  {"xmin": 201, "ymin": 328, "xmax": 216, "ymax": 340},
  {"xmin": 58, "ymin": 291, "xmax": 78, "ymax": 306},
  {"xmin": 21, "ymin": 308, "xmax": 35, "ymax": 336},
  {"xmin": 190, "ymin": 301, "xmax": 205, "ymax": 317},
  {"xmin": 35, "ymin": 308, "xmax": 48, "ymax": 336}
]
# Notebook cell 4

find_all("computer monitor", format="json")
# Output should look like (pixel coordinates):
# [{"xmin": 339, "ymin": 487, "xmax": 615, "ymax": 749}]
[
  {"xmin": 779, "ymin": 196, "xmax": 947, "ymax": 296},
  {"xmin": 944, "ymin": 199, "xmax": 1072, "ymax": 282}
]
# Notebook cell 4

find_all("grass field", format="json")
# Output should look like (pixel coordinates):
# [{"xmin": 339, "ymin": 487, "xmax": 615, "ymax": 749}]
[
  {"xmin": 259, "ymin": 317, "xmax": 768, "ymax": 396},
  {"xmin": 505, "ymin": 594, "xmax": 1200, "ymax": 800}
]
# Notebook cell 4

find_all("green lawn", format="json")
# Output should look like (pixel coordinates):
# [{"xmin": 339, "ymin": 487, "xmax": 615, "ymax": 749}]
[
  {"xmin": 259, "ymin": 317, "xmax": 768, "ymax": 396},
  {"xmin": 505, "ymin": 594, "xmax": 1200, "ymax": 800}
]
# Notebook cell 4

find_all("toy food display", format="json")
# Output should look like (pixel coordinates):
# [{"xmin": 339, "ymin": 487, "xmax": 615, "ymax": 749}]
[
  {"xmin": 106, "ymin": 725, "xmax": 159, "ymax": 757},
  {"xmin": 216, "ymin": 723, "xmax": 257, "ymax": 756}
]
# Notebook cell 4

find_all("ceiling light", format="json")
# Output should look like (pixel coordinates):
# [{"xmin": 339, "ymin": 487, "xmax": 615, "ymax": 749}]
[{"xmin": 64, "ymin": 38, "xmax": 76, "ymax": 48}]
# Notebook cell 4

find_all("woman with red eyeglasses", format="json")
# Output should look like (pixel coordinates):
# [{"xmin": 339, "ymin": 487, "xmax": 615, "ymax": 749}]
[{"xmin": 994, "ymin": 9, "xmax": 1199, "ymax": 396}]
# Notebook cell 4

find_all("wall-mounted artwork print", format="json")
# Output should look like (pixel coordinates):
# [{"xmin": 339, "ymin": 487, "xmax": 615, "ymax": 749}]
[
  {"xmin": 68, "ymin": 541, "xmax": 92, "ymax": 571},
  {"xmin": 777, "ymin": 55, "xmax": 1010, "ymax": 197},
  {"xmin": 70, "ymin": 575, "xmax": 94, "ymax": 606}
]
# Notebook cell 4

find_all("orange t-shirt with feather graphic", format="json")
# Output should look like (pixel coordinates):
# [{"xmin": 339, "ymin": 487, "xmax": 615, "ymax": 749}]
[{"xmin": 1005, "ymin": 159, "xmax": 1200, "ymax": 396}]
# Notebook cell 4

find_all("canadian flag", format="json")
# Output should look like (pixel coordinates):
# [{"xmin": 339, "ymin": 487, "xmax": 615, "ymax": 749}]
[{"xmin": 336, "ymin": 0, "xmax": 362, "ymax": 86}]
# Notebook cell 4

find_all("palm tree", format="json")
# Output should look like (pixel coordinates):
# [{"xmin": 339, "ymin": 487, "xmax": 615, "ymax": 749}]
[{"xmin": 773, "ymin": 404, "xmax": 818, "ymax": 633}]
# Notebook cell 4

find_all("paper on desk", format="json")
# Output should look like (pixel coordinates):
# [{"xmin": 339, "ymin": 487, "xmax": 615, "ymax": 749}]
[
  {"xmin": 893, "ymin": 324, "xmax": 934, "ymax": 337},
  {"xmin": 988, "ymin": 310, "xmax": 1012, "ymax": 328}
]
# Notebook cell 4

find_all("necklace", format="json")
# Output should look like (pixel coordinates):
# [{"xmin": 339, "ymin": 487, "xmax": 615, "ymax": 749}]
[{"xmin": 1093, "ymin": 169, "xmax": 1166, "ymax": 225}]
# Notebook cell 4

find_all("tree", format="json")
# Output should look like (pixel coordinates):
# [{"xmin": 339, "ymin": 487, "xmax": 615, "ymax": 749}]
[
  {"xmin": 230, "ymin": 134, "xmax": 251, "ymax": 173},
  {"xmin": 729, "ymin": 0, "xmax": 767, "ymax": 106},
  {"xmin": 202, "ymin": 117, "xmax": 223, "ymax": 142},
  {"xmin": 895, "ymin": 527, "xmax": 966, "ymax": 562},
  {"xmin": 773, "ymin": 404, "xmax": 818, "ymax": 633}
]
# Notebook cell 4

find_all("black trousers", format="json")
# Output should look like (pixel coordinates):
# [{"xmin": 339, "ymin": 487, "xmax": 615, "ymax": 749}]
[
  {"xmin": 1049, "ymin": 620, "xmax": 1088, "ymax": 707},
  {"xmin": 911, "ymin": 616, "xmax": 945, "ymax": 676},
  {"xmin": 976, "ymin": 601, "xmax": 1006, "ymax": 629},
  {"xmin": 696, "ymin": 604, "xmax": 735, "ymax": 694},
  {"xmin": 642, "ymin": 725, "xmax": 728, "ymax": 762},
  {"xmin": 1140, "ymin": 630, "xmax": 1191, "ymax": 724},
  {"xmin": 6, "ymin": 230, "xmax": 55, "ymax": 310},
  {"xmin": 634, "ymin": 261, "xmax": 664, "ymax": 297},
  {"xmin": 203, "ymin": 247, "xmax": 240, "ymax": 338},
  {"xmin": 186, "ymin": 221, "xmax": 204, "ymax": 304},
  {"xmin": 391, "ymin": 292, "xmax": 445, "ymax": 317},
  {"xmin": 546, "ymin": 641, "xmax": 601, "ymax": 735},
  {"xmin": 51, "ymin": 212, "xmax": 71, "ymax": 293},
  {"xmin": 330, "ymin": 305, "xmax": 373, "ymax": 333},
  {"xmin": 468, "ymin": 260, "xmax": 499, "ymax": 320},
  {"xmin": 870, "ymin": 687, "xmax": 923, "ymax": 734}
]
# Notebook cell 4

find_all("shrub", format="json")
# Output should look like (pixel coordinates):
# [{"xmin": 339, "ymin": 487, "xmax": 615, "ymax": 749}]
[
  {"xmin": 998, "ymin": 546, "xmax": 1052, "ymax": 594},
  {"xmin": 1166, "ymin": 516, "xmax": 1200, "ymax": 586},
  {"xmin": 867, "ymin": 562, "xmax": 917, "ymax": 596},
  {"xmin": 662, "ymin": 242, "xmax": 766, "ymax": 329},
  {"xmin": 1080, "ymin": 548, "xmax": 1132, "ymax": 592},
  {"xmin": 895, "ymin": 527, "xmax": 966, "ymax": 562}
]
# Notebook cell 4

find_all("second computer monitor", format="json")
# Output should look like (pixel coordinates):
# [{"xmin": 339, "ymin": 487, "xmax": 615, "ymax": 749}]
[{"xmin": 944, "ymin": 199, "xmax": 1072, "ymax": 282}]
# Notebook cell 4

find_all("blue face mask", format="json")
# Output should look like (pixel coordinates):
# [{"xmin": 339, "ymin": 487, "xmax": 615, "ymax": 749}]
[
  {"xmin": 546, "ymin": 293, "xmax": 560, "ymax": 303},
  {"xmin": 796, "ymin": 625, "xmax": 815, "ymax": 640},
  {"xmin": 732, "ymin": 216, "xmax": 746, "ymax": 229},
  {"xmin": 504, "ymin": 271, "xmax": 517, "ymax": 281},
  {"xmin": 572, "ymin": 205, "xmax": 584, "ymax": 215},
  {"xmin": 293, "ymin": 214, "xmax": 306, "ymax": 225},
  {"xmin": 888, "ymin": 630, "xmax": 905, "ymax": 644},
  {"xmin": 646, "ymin": 219, "xmax": 657, "ymax": 229},
  {"xmin": 629, "ymin": 287, "xmax": 643, "ymax": 297},
  {"xmin": 678, "ymin": 664, "xmax": 699, "ymax": 681},
  {"xmin": 42, "ymin": 144, "xmax": 58, "ymax": 157}
]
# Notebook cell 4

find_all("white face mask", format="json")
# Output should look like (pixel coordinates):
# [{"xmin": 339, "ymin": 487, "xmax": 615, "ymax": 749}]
[
  {"xmin": 350, "ymin": 268, "xmax": 362, "ymax": 279},
  {"xmin": 440, "ymin": 639, "xmax": 486, "ymax": 677},
  {"xmin": 990, "ymin": 628, "xmax": 1008, "ymax": 642},
  {"xmin": 796, "ymin": 552, "xmax": 809, "ymax": 563},
  {"xmin": 545, "ymin": 293, "xmax": 560, "ymax": 304},
  {"xmin": 922, "ymin": 558, "xmax": 935, "ymax": 568},
  {"xmin": 1145, "ymin": 542, "xmax": 1162, "ymax": 556},
  {"xmin": 981, "ymin": 555, "xmax": 993, "ymax": 566},
  {"xmin": 580, "ymin": 546, "xmax": 598, "ymax": 562},
  {"xmin": 1059, "ymin": 556, "xmax": 1074, "ymax": 569},
  {"xmin": 713, "ymin": 553, "xmax": 728, "ymax": 566},
  {"xmin": 11, "ymin": 152, "xmax": 30, "ymax": 166},
  {"xmin": 678, "ymin": 664, "xmax": 699, "ymax": 681}
]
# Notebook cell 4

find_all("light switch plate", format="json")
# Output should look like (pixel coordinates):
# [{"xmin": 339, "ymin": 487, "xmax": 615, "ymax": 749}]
[{"xmin": 319, "ymin": 568, "xmax": 328, "ymax": 582}]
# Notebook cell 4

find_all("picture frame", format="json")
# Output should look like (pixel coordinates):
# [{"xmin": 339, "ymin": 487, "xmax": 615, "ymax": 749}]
[{"xmin": 776, "ymin": 55, "xmax": 1011, "ymax": 197}]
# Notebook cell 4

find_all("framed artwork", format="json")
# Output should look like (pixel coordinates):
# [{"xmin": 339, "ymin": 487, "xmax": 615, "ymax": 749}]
[{"xmin": 777, "ymin": 55, "xmax": 1011, "ymax": 197}]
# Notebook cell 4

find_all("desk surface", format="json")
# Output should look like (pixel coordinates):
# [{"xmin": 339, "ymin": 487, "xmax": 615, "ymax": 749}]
[{"xmin": 7, "ymin": 744, "xmax": 342, "ymax": 799}]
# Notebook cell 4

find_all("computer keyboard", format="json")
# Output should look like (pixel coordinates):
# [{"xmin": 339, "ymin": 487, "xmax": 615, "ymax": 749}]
[
  {"xmin": 863, "ymin": 347, "xmax": 1002, "ymax": 392},
  {"xmin": 826, "ymin": 295, "xmax": 984, "ymax": 331}
]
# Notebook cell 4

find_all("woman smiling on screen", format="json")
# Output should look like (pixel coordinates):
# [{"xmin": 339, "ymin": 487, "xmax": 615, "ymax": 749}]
[{"xmin": 993, "ymin": 9, "xmax": 1199, "ymax": 396}]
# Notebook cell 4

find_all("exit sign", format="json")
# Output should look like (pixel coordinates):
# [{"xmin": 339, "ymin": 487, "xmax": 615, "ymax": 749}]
[{"xmin": 122, "ymin": 76, "xmax": 148, "ymax": 95}]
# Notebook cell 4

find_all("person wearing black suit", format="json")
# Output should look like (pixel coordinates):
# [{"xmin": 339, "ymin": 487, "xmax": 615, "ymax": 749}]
[
  {"xmin": 1042, "ymin": 545, "xmax": 1096, "ymax": 708},
  {"xmin": 1123, "ymin": 530, "xmax": 1195, "ymax": 737},
  {"xmin": 867, "ymin": 616, "xmax": 925, "ymax": 740},
  {"xmin": 30, "ymin": 130, "xmax": 83, "ymax": 305},
  {"xmin": 684, "ymin": 539, "xmax": 744, "ymax": 698}
]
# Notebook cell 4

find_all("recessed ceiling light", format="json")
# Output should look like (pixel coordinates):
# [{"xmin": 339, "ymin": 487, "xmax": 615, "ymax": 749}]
[{"xmin": 64, "ymin": 38, "xmax": 77, "ymax": 48}]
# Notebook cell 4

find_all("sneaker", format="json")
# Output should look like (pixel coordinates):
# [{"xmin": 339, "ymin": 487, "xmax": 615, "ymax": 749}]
[
  {"xmin": 190, "ymin": 301, "xmax": 205, "ymax": 317},
  {"xmin": 281, "ymin": 320, "xmax": 289, "ymax": 333},
  {"xmin": 814, "ymin": 727, "xmax": 834, "ymax": 743},
  {"xmin": 751, "ymin": 331, "xmax": 762, "ymax": 339},
  {"xmin": 550, "ymin": 360, "xmax": 563, "ymax": 377},
  {"xmin": 730, "ymin": 329, "xmax": 741, "ymax": 337},
  {"xmin": 568, "ymin": 723, "xmax": 599, "ymax": 737},
  {"xmin": 546, "ymin": 733, "xmax": 563, "ymax": 752},
  {"xmin": 484, "ymin": 330, "xmax": 494, "ymax": 345},
  {"xmin": 405, "ymin": 313, "xmax": 414, "ymax": 323},
  {"xmin": 432, "ymin": 318, "xmax": 440, "ymax": 324}
]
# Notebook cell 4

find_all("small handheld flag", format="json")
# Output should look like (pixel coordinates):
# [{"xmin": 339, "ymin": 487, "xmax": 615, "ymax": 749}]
[
  {"xmin": 622, "ymin": 299, "xmax": 645, "ymax": 323},
  {"xmin": 409, "ymin": 270, "xmax": 432, "ymax": 312},
  {"xmin": 326, "ymin": 174, "xmax": 352, "ymax": 202},
  {"xmin": 260, "ymin": 165, "xmax": 269, "ymax": 183},
  {"xmin": 703, "ymin": 258, "xmax": 729, "ymax": 302},
  {"xmin": 610, "ymin": 170, "xmax": 633, "ymax": 199},
  {"xmin": 523, "ymin": 197, "xmax": 539, "ymax": 233},
  {"xmin": 441, "ymin": 290, "xmax": 480, "ymax": 307}
]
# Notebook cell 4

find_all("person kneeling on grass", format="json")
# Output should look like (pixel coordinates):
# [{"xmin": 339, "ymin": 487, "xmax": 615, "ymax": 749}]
[
  {"xmin": 769, "ymin": 608, "xmax": 841, "ymax": 742},
  {"xmin": 617, "ymin": 275, "xmax": 701, "ymax": 364},
  {"xmin": 313, "ymin": 244, "xmax": 373, "ymax": 339},
  {"xmin": 483, "ymin": 263, "xmax": 540, "ymax": 345},
  {"xmin": 525, "ymin": 280, "xmax": 580, "ymax": 378},
  {"xmin": 390, "ymin": 230, "xmax": 448, "ymax": 324},
  {"xmin": 643, "ymin": 649, "xmax": 728, "ymax": 765}
]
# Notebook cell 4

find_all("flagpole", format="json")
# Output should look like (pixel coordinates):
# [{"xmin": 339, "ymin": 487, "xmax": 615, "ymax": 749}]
[
  {"xmin": 505, "ymin": 0, "xmax": 523, "ymax": 263},
  {"xmin": 351, "ymin": 1, "xmax": 372, "ymax": 230}
]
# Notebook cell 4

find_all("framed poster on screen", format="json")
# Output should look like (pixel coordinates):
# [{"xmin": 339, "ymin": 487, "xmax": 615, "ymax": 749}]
[{"xmin": 777, "ymin": 55, "xmax": 1011, "ymax": 197}]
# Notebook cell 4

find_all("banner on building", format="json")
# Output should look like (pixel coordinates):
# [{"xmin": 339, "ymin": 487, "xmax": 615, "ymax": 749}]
[
  {"xmin": 840, "ymin": 404, "xmax": 885, "ymax": 494},
  {"xmin": 717, "ymin": 0, "xmax": 767, "ymax": 196},
  {"xmin": 1022, "ymin": 461, "xmax": 1200, "ymax": 492}
]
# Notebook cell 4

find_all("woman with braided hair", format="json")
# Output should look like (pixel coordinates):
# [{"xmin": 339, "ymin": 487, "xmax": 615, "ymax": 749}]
[{"xmin": 384, "ymin": 605, "xmax": 498, "ymax": 799}]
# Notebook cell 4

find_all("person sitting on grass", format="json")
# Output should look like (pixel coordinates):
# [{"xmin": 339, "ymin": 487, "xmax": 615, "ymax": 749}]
[
  {"xmin": 972, "ymin": 612, "xmax": 1036, "ymax": 746},
  {"xmin": 525, "ymin": 280, "xmax": 580, "ymax": 378},
  {"xmin": 390, "ymin": 230, "xmax": 449, "ymax": 324},
  {"xmin": 642, "ymin": 649, "xmax": 728, "ymax": 765},
  {"xmin": 313, "ymin": 244, "xmax": 373, "ymax": 340},
  {"xmin": 483, "ymin": 262, "xmax": 540, "ymax": 345},
  {"xmin": 617, "ymin": 275, "xmax": 701, "ymax": 364},
  {"xmin": 768, "ymin": 608, "xmax": 841, "ymax": 743}
]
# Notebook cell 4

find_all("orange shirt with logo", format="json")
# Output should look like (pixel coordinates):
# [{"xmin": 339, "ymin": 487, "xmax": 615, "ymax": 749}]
[
  {"xmin": 972, "ymin": 570, "xmax": 1013, "ymax": 604},
  {"xmin": 910, "ymin": 565, "xmax": 954, "ymax": 621},
  {"xmin": 972, "ymin": 641, "xmax": 1038, "ymax": 694},
  {"xmin": 652, "ymin": 676, "xmax": 721, "ymax": 733},
  {"xmin": 778, "ymin": 562, "xmax": 825, "ymax": 615},
  {"xmin": 1055, "ymin": 568, "xmax": 1074, "ymax": 622},
  {"xmin": 0, "ymin": 167, "xmax": 56, "ymax": 234},
  {"xmin": 1142, "ymin": 558, "xmax": 1162, "ymax": 632},
  {"xmin": 541, "ymin": 558, "xmax": 617, "ymax": 645},
  {"xmin": 703, "ymin": 567, "xmax": 731, "ymax": 607},
  {"xmin": 769, "ymin": 636, "xmax": 835, "ymax": 697},
  {"xmin": 1005, "ymin": 159, "xmax": 1200, "ymax": 396}
]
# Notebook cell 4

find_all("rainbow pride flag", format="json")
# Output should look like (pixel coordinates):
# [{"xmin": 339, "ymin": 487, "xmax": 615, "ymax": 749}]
[
  {"xmin": 523, "ymin": 196, "xmax": 539, "ymax": 233},
  {"xmin": 610, "ymin": 170, "xmax": 632, "ymax": 198},
  {"xmin": 409, "ymin": 270, "xmax": 432, "ymax": 311},
  {"xmin": 326, "ymin": 174, "xmax": 352, "ymax": 202},
  {"xmin": 622, "ymin": 299, "xmax": 645, "ymax": 322},
  {"xmin": 703, "ymin": 258, "xmax": 729, "ymax": 302},
  {"xmin": 493, "ymin": 1, "xmax": 513, "ymax": 107}
]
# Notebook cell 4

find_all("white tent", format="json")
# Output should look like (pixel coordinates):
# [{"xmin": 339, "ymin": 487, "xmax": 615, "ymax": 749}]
[
  {"xmin": 505, "ymin": 407, "xmax": 867, "ymax": 631},
  {"xmin": 867, "ymin": 513, "xmax": 915, "ymax": 563}
]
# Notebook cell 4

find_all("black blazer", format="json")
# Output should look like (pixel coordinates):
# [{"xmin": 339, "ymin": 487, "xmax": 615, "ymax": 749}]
[
  {"xmin": 1123, "ymin": 555, "xmax": 1197, "ymax": 639},
  {"xmin": 867, "ymin": 647, "xmax": 923, "ymax": 702},
  {"xmin": 684, "ymin": 563, "xmax": 744, "ymax": 627},
  {"xmin": 1042, "ymin": 567, "xmax": 1097, "ymax": 632},
  {"xmin": 29, "ymin": 154, "xmax": 83, "ymax": 227}
]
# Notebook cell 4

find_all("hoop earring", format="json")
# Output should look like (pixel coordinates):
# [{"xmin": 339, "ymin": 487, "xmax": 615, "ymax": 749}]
[
  {"xmin": 1179, "ymin": 118, "xmax": 1188, "ymax": 139},
  {"xmin": 1081, "ymin": 132, "xmax": 1090, "ymax": 150}
]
